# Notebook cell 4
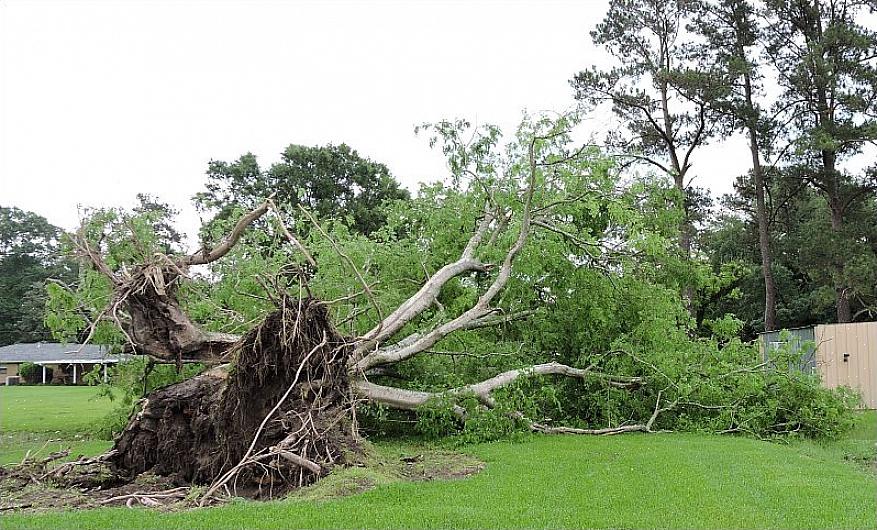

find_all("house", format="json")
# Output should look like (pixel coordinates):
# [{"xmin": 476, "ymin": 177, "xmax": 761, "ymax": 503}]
[
  {"xmin": 759, "ymin": 322, "xmax": 877, "ymax": 409},
  {"xmin": 0, "ymin": 342, "xmax": 134, "ymax": 385}
]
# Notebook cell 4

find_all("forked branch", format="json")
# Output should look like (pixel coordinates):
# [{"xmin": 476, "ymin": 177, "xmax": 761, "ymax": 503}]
[{"xmin": 353, "ymin": 136, "xmax": 541, "ymax": 371}]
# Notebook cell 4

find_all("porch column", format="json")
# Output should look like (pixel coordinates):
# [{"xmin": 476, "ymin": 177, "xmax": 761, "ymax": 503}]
[
  {"xmin": 73, "ymin": 363, "xmax": 77, "ymax": 384},
  {"xmin": 103, "ymin": 363, "xmax": 108, "ymax": 383},
  {"xmin": 42, "ymin": 365, "xmax": 46, "ymax": 384}
]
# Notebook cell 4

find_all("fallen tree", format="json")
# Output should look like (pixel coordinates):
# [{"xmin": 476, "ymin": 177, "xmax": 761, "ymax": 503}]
[
  {"xmin": 38, "ymin": 114, "xmax": 858, "ymax": 504},
  {"xmin": 53, "ymin": 114, "xmax": 677, "ymax": 500}
]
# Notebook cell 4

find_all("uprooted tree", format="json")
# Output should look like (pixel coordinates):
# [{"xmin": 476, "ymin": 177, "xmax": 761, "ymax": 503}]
[{"xmin": 39, "ymin": 113, "xmax": 857, "ymax": 502}]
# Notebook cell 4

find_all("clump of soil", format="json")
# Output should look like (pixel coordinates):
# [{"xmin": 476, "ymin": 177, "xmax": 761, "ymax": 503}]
[{"xmin": 0, "ymin": 445, "xmax": 485, "ymax": 513}]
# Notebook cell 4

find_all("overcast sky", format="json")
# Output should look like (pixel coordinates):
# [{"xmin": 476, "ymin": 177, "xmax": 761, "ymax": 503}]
[{"xmin": 1, "ymin": 0, "xmax": 754, "ymax": 249}]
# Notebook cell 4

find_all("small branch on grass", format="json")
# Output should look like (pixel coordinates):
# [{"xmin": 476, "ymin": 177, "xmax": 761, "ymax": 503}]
[
  {"xmin": 100, "ymin": 487, "xmax": 191, "ymax": 508},
  {"xmin": 531, "ymin": 389, "xmax": 678, "ymax": 436}
]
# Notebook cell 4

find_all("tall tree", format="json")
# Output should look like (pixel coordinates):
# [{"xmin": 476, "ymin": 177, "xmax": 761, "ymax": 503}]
[
  {"xmin": 690, "ymin": 0, "xmax": 780, "ymax": 331},
  {"xmin": 133, "ymin": 193, "xmax": 184, "ymax": 253},
  {"xmin": 0, "ymin": 207, "xmax": 75, "ymax": 345},
  {"xmin": 194, "ymin": 143, "xmax": 410, "ymax": 238},
  {"xmin": 764, "ymin": 0, "xmax": 877, "ymax": 322},
  {"xmin": 571, "ymin": 0, "xmax": 714, "ymax": 312}
]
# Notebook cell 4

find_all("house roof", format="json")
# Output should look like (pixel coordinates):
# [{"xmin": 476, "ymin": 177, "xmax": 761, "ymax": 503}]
[{"xmin": 0, "ymin": 343, "xmax": 133, "ymax": 364}]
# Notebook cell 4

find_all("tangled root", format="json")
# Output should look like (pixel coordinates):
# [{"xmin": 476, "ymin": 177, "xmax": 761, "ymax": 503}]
[{"xmin": 109, "ymin": 297, "xmax": 360, "ymax": 497}]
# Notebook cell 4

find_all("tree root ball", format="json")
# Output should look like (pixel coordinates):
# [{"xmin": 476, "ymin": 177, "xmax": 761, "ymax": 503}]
[{"xmin": 109, "ymin": 298, "xmax": 362, "ymax": 495}]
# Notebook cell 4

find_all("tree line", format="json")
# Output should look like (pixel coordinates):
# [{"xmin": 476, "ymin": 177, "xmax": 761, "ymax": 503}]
[{"xmin": 572, "ymin": 0, "xmax": 876, "ymax": 335}]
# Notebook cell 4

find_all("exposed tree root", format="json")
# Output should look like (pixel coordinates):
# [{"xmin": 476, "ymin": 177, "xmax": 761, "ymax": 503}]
[{"xmin": 107, "ymin": 298, "xmax": 361, "ymax": 498}]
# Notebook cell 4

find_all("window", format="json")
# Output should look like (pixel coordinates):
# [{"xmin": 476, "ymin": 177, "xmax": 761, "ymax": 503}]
[{"xmin": 0, "ymin": 365, "xmax": 7, "ymax": 374}]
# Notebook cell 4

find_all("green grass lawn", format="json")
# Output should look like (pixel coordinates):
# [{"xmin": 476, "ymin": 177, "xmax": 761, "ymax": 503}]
[
  {"xmin": 2, "ymin": 386, "xmax": 875, "ymax": 529},
  {"xmin": 1, "ymin": 386, "xmax": 113, "ymax": 433},
  {"xmin": 0, "ymin": 386, "xmax": 114, "ymax": 465}
]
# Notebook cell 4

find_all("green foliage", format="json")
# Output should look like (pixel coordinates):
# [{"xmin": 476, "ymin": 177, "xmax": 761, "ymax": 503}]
[
  {"xmin": 0, "ymin": 206, "xmax": 77, "ymax": 346},
  {"xmin": 194, "ymin": 143, "xmax": 410, "ymax": 238},
  {"xmin": 18, "ymin": 362, "xmax": 39, "ymax": 384}
]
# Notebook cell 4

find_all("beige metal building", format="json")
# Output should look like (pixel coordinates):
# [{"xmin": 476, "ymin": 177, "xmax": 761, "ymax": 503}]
[
  {"xmin": 814, "ymin": 323, "xmax": 877, "ymax": 409},
  {"xmin": 760, "ymin": 321, "xmax": 877, "ymax": 409}
]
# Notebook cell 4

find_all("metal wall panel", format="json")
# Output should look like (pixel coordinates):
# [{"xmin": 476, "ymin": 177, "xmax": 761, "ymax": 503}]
[
  {"xmin": 759, "ymin": 327, "xmax": 817, "ymax": 372},
  {"xmin": 815, "ymin": 322, "xmax": 877, "ymax": 409}
]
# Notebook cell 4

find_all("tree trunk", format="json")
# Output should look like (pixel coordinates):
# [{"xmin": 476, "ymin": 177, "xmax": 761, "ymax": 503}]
[
  {"xmin": 822, "ymin": 149, "xmax": 851, "ymax": 323},
  {"xmin": 660, "ymin": 80, "xmax": 695, "ymax": 316},
  {"xmin": 751, "ymin": 143, "xmax": 777, "ymax": 331},
  {"xmin": 742, "ymin": 66, "xmax": 777, "ymax": 332},
  {"xmin": 828, "ymin": 196, "xmax": 852, "ymax": 323}
]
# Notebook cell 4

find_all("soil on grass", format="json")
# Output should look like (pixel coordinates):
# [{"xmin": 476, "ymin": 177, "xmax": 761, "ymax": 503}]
[{"xmin": 0, "ymin": 445, "xmax": 484, "ymax": 513}]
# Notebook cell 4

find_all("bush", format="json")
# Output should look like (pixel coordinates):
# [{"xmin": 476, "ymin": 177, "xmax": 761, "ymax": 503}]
[{"xmin": 18, "ymin": 362, "xmax": 42, "ymax": 384}]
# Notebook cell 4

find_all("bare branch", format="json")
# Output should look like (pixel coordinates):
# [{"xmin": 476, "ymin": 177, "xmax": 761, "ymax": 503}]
[
  {"xmin": 354, "ymin": 362, "xmax": 643, "ymax": 412},
  {"xmin": 183, "ymin": 201, "xmax": 271, "ymax": 266},
  {"xmin": 349, "ymin": 208, "xmax": 496, "ymax": 363},
  {"xmin": 459, "ymin": 309, "xmax": 539, "ymax": 331}
]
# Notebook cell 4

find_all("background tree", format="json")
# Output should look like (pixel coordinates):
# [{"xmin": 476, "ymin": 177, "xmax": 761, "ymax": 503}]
[
  {"xmin": 132, "ymin": 193, "xmax": 184, "ymax": 254},
  {"xmin": 0, "ymin": 206, "xmax": 76, "ymax": 345},
  {"xmin": 701, "ymin": 172, "xmax": 877, "ymax": 336},
  {"xmin": 194, "ymin": 143, "xmax": 410, "ymax": 238},
  {"xmin": 689, "ymin": 0, "xmax": 780, "ymax": 331},
  {"xmin": 570, "ymin": 0, "xmax": 717, "ymax": 313},
  {"xmin": 763, "ymin": 0, "xmax": 877, "ymax": 322}
]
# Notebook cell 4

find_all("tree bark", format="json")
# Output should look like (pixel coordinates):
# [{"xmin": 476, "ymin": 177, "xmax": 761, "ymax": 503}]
[{"xmin": 742, "ymin": 63, "xmax": 778, "ymax": 332}]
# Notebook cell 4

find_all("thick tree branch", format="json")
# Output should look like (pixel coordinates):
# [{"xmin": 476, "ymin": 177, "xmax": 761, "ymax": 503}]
[
  {"xmin": 349, "ymin": 206, "xmax": 496, "ymax": 364},
  {"xmin": 353, "ymin": 362, "xmax": 643, "ymax": 412},
  {"xmin": 353, "ymin": 137, "xmax": 539, "ymax": 371},
  {"xmin": 182, "ymin": 201, "xmax": 271, "ymax": 266}
]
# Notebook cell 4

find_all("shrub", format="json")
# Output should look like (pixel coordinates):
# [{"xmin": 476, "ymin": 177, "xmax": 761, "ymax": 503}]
[{"xmin": 18, "ymin": 362, "xmax": 41, "ymax": 384}]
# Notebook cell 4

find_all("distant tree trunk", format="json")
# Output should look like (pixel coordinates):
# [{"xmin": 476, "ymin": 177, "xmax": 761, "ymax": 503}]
[
  {"xmin": 742, "ymin": 67, "xmax": 777, "ymax": 331},
  {"xmin": 821, "ymin": 136, "xmax": 851, "ymax": 323},
  {"xmin": 827, "ymin": 187, "xmax": 852, "ymax": 323},
  {"xmin": 660, "ymin": 80, "xmax": 695, "ymax": 315}
]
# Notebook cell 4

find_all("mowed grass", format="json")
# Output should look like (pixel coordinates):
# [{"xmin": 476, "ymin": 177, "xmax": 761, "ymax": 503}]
[
  {"xmin": 2, "ymin": 386, "xmax": 876, "ymax": 529},
  {"xmin": 0, "ymin": 386, "xmax": 114, "ymax": 465},
  {"xmin": 0, "ymin": 386, "xmax": 112, "ymax": 433}
]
